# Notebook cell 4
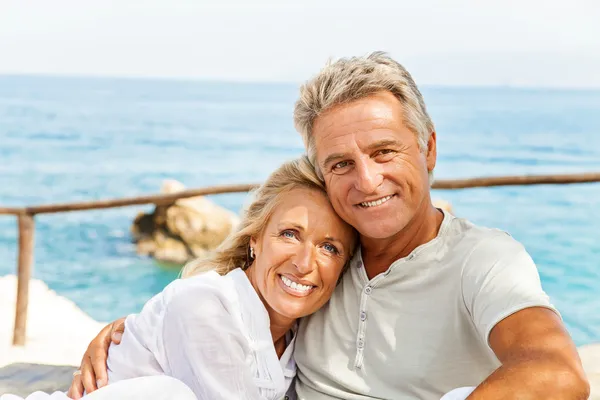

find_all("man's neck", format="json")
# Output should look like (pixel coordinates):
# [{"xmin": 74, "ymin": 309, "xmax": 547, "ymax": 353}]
[{"xmin": 360, "ymin": 202, "xmax": 444, "ymax": 279}]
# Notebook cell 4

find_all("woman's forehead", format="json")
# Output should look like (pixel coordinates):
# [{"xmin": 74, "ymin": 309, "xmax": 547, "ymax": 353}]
[{"xmin": 269, "ymin": 189, "xmax": 346, "ymax": 230}]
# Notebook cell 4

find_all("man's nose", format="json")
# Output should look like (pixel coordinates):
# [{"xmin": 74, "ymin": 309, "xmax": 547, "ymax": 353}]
[
  {"xmin": 354, "ymin": 157, "xmax": 384, "ymax": 194},
  {"xmin": 292, "ymin": 244, "xmax": 316, "ymax": 275}
]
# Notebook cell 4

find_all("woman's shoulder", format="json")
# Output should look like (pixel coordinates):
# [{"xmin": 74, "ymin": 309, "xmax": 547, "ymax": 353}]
[
  {"xmin": 127, "ymin": 268, "xmax": 249, "ymax": 336},
  {"xmin": 162, "ymin": 270, "xmax": 231, "ymax": 304}
]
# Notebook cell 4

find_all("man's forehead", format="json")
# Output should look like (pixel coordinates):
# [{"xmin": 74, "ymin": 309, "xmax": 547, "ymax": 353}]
[
  {"xmin": 313, "ymin": 120, "xmax": 402, "ymax": 156},
  {"xmin": 314, "ymin": 99, "xmax": 397, "ymax": 131},
  {"xmin": 313, "ymin": 96, "xmax": 402, "ymax": 140}
]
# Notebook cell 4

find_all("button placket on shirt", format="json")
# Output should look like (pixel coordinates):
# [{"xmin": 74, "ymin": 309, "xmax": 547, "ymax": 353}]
[
  {"xmin": 353, "ymin": 253, "xmax": 418, "ymax": 370},
  {"xmin": 354, "ymin": 253, "xmax": 416, "ymax": 368},
  {"xmin": 354, "ymin": 272, "xmax": 385, "ymax": 369}
]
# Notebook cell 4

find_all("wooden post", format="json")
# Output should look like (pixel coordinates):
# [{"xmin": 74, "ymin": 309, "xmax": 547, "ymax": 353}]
[{"xmin": 13, "ymin": 213, "xmax": 35, "ymax": 346}]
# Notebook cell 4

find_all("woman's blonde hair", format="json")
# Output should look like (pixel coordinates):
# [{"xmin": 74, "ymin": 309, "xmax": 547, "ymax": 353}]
[{"xmin": 181, "ymin": 155, "xmax": 336, "ymax": 278}]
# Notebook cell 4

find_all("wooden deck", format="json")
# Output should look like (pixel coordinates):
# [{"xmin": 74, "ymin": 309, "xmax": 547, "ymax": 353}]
[{"xmin": 0, "ymin": 363, "xmax": 76, "ymax": 396}]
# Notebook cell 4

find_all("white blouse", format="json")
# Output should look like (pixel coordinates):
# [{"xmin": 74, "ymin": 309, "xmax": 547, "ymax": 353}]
[{"xmin": 107, "ymin": 268, "xmax": 297, "ymax": 400}]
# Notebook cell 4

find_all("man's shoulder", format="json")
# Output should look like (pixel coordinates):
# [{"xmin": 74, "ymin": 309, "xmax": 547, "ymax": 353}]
[
  {"xmin": 444, "ymin": 216, "xmax": 536, "ymax": 285},
  {"xmin": 445, "ymin": 213, "xmax": 522, "ymax": 253}
]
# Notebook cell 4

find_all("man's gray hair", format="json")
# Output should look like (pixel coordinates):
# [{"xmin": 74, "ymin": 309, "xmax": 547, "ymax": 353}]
[{"xmin": 293, "ymin": 51, "xmax": 435, "ymax": 180}]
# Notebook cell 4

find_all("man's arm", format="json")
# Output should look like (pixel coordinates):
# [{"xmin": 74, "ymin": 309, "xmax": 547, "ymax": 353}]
[
  {"xmin": 467, "ymin": 307, "xmax": 589, "ymax": 399},
  {"xmin": 67, "ymin": 318, "xmax": 125, "ymax": 399}
]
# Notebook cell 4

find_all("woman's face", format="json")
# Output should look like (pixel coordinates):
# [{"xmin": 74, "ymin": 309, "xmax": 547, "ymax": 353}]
[{"xmin": 248, "ymin": 187, "xmax": 356, "ymax": 320}]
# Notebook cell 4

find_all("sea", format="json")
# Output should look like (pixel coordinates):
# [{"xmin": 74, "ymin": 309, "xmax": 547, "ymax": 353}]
[{"xmin": 0, "ymin": 75, "xmax": 599, "ymax": 346}]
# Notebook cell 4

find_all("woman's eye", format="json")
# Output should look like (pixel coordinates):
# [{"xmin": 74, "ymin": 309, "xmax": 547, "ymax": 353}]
[
  {"xmin": 323, "ymin": 243, "xmax": 339, "ymax": 254},
  {"xmin": 281, "ymin": 230, "xmax": 296, "ymax": 239}
]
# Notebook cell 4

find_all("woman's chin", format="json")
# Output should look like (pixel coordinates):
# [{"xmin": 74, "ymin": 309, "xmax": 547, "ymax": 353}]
[{"xmin": 271, "ymin": 298, "xmax": 319, "ymax": 320}]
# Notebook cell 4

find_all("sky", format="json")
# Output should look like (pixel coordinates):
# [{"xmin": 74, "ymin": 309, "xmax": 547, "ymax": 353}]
[{"xmin": 0, "ymin": 0, "xmax": 599, "ymax": 87}]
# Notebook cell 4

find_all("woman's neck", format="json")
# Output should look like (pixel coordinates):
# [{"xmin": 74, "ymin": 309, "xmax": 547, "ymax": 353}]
[
  {"xmin": 244, "ymin": 267, "xmax": 296, "ymax": 357},
  {"xmin": 269, "ymin": 307, "xmax": 296, "ymax": 339},
  {"xmin": 267, "ymin": 311, "xmax": 296, "ymax": 358}
]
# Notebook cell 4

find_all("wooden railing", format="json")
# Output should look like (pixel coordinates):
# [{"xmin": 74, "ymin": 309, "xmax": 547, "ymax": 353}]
[{"xmin": 2, "ymin": 172, "xmax": 600, "ymax": 346}]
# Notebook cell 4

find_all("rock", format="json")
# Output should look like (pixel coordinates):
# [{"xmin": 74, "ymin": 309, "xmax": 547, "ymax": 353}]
[
  {"xmin": 0, "ymin": 276, "xmax": 106, "ymax": 368},
  {"xmin": 131, "ymin": 180, "xmax": 239, "ymax": 265},
  {"xmin": 166, "ymin": 198, "xmax": 239, "ymax": 249}
]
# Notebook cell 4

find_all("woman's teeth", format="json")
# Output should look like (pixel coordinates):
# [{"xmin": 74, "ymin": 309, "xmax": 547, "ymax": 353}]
[
  {"xmin": 360, "ymin": 195, "xmax": 394, "ymax": 208},
  {"xmin": 280, "ymin": 275, "xmax": 313, "ymax": 292}
]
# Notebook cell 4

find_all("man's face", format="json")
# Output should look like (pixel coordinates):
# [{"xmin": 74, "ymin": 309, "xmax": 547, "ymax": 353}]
[{"xmin": 312, "ymin": 91, "xmax": 436, "ymax": 240}]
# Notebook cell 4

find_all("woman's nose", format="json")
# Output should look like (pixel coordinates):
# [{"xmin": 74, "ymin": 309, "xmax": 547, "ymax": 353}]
[{"xmin": 292, "ymin": 244, "xmax": 316, "ymax": 274}]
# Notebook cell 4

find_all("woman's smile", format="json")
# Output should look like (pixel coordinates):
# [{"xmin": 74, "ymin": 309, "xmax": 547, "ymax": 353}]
[{"xmin": 277, "ymin": 273, "xmax": 316, "ymax": 297}]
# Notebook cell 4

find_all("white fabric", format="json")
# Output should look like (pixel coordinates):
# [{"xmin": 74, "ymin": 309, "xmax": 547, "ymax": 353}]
[
  {"xmin": 2, "ymin": 269, "xmax": 294, "ymax": 400},
  {"xmin": 0, "ymin": 375, "xmax": 197, "ymax": 400},
  {"xmin": 439, "ymin": 387, "xmax": 476, "ymax": 400},
  {"xmin": 106, "ymin": 268, "xmax": 296, "ymax": 400},
  {"xmin": 295, "ymin": 209, "xmax": 558, "ymax": 399}
]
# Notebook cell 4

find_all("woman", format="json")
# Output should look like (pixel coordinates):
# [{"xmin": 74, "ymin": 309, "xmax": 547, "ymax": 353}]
[{"xmin": 1, "ymin": 156, "xmax": 357, "ymax": 400}]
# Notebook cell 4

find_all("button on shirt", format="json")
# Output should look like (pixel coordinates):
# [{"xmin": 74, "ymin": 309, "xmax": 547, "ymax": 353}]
[
  {"xmin": 107, "ymin": 268, "xmax": 296, "ymax": 400},
  {"xmin": 294, "ymin": 209, "xmax": 558, "ymax": 400}
]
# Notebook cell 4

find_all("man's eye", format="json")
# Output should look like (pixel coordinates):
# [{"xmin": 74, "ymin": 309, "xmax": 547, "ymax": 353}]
[
  {"xmin": 377, "ymin": 149, "xmax": 395, "ymax": 156},
  {"xmin": 332, "ymin": 161, "xmax": 350, "ymax": 171},
  {"xmin": 323, "ymin": 243, "xmax": 339, "ymax": 254}
]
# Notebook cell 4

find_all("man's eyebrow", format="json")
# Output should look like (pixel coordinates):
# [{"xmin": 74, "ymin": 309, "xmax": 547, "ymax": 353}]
[
  {"xmin": 322, "ymin": 139, "xmax": 403, "ymax": 168},
  {"xmin": 365, "ymin": 139, "xmax": 402, "ymax": 152}
]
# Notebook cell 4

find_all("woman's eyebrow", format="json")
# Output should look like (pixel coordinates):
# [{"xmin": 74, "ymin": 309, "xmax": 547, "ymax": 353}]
[
  {"xmin": 277, "ymin": 222, "xmax": 305, "ymax": 231},
  {"xmin": 323, "ymin": 236, "xmax": 346, "ymax": 248}
]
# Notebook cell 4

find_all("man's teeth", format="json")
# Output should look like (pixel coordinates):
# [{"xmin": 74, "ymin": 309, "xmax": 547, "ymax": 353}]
[
  {"xmin": 280, "ymin": 275, "xmax": 313, "ymax": 292},
  {"xmin": 360, "ymin": 195, "xmax": 394, "ymax": 208}
]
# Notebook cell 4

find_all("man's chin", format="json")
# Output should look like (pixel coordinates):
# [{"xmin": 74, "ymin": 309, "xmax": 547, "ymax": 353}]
[{"xmin": 354, "ymin": 222, "xmax": 404, "ymax": 241}]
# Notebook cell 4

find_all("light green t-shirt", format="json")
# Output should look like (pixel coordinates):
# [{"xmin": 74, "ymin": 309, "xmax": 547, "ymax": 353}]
[{"xmin": 294, "ymin": 210, "xmax": 558, "ymax": 400}]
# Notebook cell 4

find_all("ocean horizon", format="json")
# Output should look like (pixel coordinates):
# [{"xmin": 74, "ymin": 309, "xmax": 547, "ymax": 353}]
[{"xmin": 1, "ymin": 74, "xmax": 599, "ymax": 346}]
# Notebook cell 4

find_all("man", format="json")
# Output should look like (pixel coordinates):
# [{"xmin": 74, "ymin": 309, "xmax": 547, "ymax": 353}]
[{"xmin": 70, "ymin": 52, "xmax": 589, "ymax": 399}]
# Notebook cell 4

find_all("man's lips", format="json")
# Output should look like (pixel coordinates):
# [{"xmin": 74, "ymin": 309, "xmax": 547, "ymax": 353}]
[{"xmin": 355, "ymin": 194, "xmax": 397, "ymax": 208}]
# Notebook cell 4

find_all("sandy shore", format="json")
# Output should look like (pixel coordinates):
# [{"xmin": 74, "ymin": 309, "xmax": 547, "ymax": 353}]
[
  {"xmin": 579, "ymin": 343, "xmax": 600, "ymax": 399},
  {"xmin": 0, "ymin": 275, "xmax": 106, "ymax": 368},
  {"xmin": 1, "ymin": 274, "xmax": 600, "ymax": 397}
]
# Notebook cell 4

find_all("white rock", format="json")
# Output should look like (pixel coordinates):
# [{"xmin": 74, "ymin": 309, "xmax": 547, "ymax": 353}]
[{"xmin": 0, "ymin": 275, "xmax": 106, "ymax": 368}]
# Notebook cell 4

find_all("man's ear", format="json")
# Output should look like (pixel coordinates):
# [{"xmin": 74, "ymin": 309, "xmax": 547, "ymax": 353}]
[{"xmin": 426, "ymin": 131, "xmax": 437, "ymax": 173}]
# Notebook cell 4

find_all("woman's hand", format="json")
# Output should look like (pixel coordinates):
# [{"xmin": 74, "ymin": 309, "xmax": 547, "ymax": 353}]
[{"xmin": 67, "ymin": 318, "xmax": 126, "ymax": 399}]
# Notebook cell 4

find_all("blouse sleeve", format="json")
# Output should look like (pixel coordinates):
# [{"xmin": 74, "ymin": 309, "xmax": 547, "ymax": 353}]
[{"xmin": 161, "ymin": 283, "xmax": 266, "ymax": 400}]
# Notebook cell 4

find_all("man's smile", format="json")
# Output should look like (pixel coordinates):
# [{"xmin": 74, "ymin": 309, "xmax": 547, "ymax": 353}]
[{"xmin": 356, "ymin": 194, "xmax": 397, "ymax": 208}]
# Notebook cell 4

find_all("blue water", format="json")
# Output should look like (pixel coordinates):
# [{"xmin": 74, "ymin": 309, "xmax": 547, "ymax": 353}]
[{"xmin": 1, "ymin": 75, "xmax": 599, "ymax": 345}]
